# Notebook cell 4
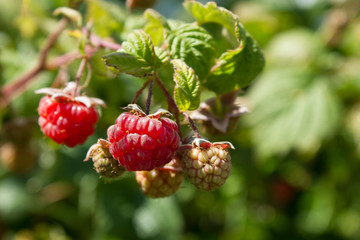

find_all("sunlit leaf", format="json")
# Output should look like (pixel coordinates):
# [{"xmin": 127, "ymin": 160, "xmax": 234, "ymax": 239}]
[
  {"xmin": 183, "ymin": 0, "xmax": 246, "ymax": 42},
  {"xmin": 53, "ymin": 7, "xmax": 82, "ymax": 27},
  {"xmin": 184, "ymin": 0, "xmax": 264, "ymax": 93},
  {"xmin": 172, "ymin": 59, "xmax": 200, "ymax": 111},
  {"xmin": 166, "ymin": 21, "xmax": 217, "ymax": 80},
  {"xmin": 144, "ymin": 9, "xmax": 169, "ymax": 46},
  {"xmin": 102, "ymin": 30, "xmax": 160, "ymax": 77},
  {"xmin": 86, "ymin": 0, "xmax": 126, "ymax": 37},
  {"xmin": 247, "ymin": 68, "xmax": 341, "ymax": 157},
  {"xmin": 204, "ymin": 34, "xmax": 265, "ymax": 93}
]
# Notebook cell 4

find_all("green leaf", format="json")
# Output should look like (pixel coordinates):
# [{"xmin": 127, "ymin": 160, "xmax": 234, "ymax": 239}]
[
  {"xmin": 154, "ymin": 46, "xmax": 170, "ymax": 64},
  {"xmin": 102, "ymin": 50, "xmax": 153, "ymax": 77},
  {"xmin": 144, "ymin": 9, "xmax": 169, "ymax": 46},
  {"xmin": 86, "ymin": 0, "xmax": 126, "ymax": 37},
  {"xmin": 184, "ymin": 1, "xmax": 265, "ymax": 93},
  {"xmin": 166, "ymin": 21, "xmax": 217, "ymax": 81},
  {"xmin": 53, "ymin": 7, "xmax": 82, "ymax": 27},
  {"xmin": 204, "ymin": 34, "xmax": 265, "ymax": 94},
  {"xmin": 172, "ymin": 59, "xmax": 200, "ymax": 111},
  {"xmin": 246, "ymin": 68, "xmax": 341, "ymax": 157},
  {"xmin": 102, "ymin": 30, "xmax": 160, "ymax": 77},
  {"xmin": 183, "ymin": 0, "xmax": 246, "ymax": 43}
]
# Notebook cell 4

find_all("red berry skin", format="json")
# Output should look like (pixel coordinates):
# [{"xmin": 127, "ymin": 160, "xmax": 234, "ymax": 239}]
[
  {"xmin": 107, "ymin": 112, "xmax": 180, "ymax": 171},
  {"xmin": 38, "ymin": 96, "xmax": 98, "ymax": 147}
]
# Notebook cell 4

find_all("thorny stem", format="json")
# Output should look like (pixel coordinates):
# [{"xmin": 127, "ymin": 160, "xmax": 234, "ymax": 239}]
[
  {"xmin": 131, "ymin": 79, "xmax": 151, "ymax": 104},
  {"xmin": 74, "ymin": 58, "xmax": 87, "ymax": 97},
  {"xmin": 0, "ymin": 23, "xmax": 121, "ymax": 107},
  {"xmin": 145, "ymin": 79, "xmax": 154, "ymax": 115}
]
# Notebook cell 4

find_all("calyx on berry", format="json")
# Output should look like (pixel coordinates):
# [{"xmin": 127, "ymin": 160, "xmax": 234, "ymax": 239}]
[
  {"xmin": 36, "ymin": 82, "xmax": 106, "ymax": 147},
  {"xmin": 35, "ymin": 82, "xmax": 106, "ymax": 108},
  {"xmin": 85, "ymin": 139, "xmax": 126, "ymax": 179},
  {"xmin": 179, "ymin": 138, "xmax": 234, "ymax": 191},
  {"xmin": 107, "ymin": 104, "xmax": 180, "ymax": 171},
  {"xmin": 190, "ymin": 91, "xmax": 248, "ymax": 135}
]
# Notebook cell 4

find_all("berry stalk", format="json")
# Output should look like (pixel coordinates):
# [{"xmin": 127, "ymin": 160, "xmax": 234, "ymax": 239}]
[
  {"xmin": 131, "ymin": 79, "xmax": 151, "ymax": 104},
  {"xmin": 145, "ymin": 79, "xmax": 154, "ymax": 115},
  {"xmin": 154, "ymin": 73, "xmax": 182, "ymax": 137},
  {"xmin": 154, "ymin": 73, "xmax": 202, "ymax": 139},
  {"xmin": 74, "ymin": 58, "xmax": 87, "ymax": 97}
]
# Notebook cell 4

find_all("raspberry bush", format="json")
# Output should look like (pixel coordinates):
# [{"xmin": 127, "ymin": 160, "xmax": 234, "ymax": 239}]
[
  {"xmin": 2, "ymin": 0, "xmax": 265, "ymax": 197},
  {"xmin": 2, "ymin": 0, "xmax": 359, "ymax": 239}
]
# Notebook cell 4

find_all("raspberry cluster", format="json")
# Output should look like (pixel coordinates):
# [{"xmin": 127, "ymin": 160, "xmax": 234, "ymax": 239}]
[{"xmin": 35, "ymin": 86, "xmax": 236, "ymax": 197}]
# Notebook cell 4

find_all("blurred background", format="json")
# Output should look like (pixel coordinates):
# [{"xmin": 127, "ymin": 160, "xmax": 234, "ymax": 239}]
[{"xmin": 1, "ymin": 0, "xmax": 360, "ymax": 239}]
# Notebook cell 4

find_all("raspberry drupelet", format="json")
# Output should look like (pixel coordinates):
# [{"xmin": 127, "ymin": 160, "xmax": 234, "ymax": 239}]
[
  {"xmin": 36, "ymin": 82, "xmax": 105, "ymax": 147},
  {"xmin": 107, "ymin": 105, "xmax": 180, "ymax": 171}
]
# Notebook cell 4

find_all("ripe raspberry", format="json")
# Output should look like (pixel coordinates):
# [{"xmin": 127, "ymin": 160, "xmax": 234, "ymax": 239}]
[
  {"xmin": 180, "ymin": 138, "xmax": 234, "ymax": 191},
  {"xmin": 85, "ymin": 139, "xmax": 126, "ymax": 179},
  {"xmin": 136, "ymin": 157, "xmax": 184, "ymax": 198},
  {"xmin": 107, "ymin": 105, "xmax": 180, "ymax": 171},
  {"xmin": 36, "ymin": 83, "xmax": 105, "ymax": 147}
]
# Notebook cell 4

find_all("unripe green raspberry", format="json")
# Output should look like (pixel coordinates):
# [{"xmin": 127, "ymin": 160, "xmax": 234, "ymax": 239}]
[
  {"xmin": 86, "ymin": 139, "xmax": 125, "ymax": 178},
  {"xmin": 136, "ymin": 158, "xmax": 184, "ymax": 198},
  {"xmin": 180, "ymin": 139, "xmax": 234, "ymax": 191}
]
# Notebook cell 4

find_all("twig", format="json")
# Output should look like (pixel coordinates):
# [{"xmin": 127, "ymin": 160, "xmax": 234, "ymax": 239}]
[
  {"xmin": 0, "ymin": 25, "xmax": 122, "ymax": 107},
  {"xmin": 131, "ymin": 79, "xmax": 151, "ymax": 104},
  {"xmin": 145, "ymin": 79, "xmax": 154, "ymax": 115},
  {"xmin": 153, "ymin": 73, "xmax": 181, "ymax": 127},
  {"xmin": 80, "ymin": 62, "xmax": 93, "ymax": 90},
  {"xmin": 73, "ymin": 58, "xmax": 87, "ymax": 96},
  {"xmin": 1, "ymin": 17, "xmax": 69, "ymax": 106},
  {"xmin": 182, "ymin": 112, "xmax": 201, "ymax": 138}
]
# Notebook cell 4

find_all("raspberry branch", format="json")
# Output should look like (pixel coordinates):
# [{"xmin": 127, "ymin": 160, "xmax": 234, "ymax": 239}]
[
  {"xmin": 73, "ymin": 58, "xmax": 87, "ymax": 97},
  {"xmin": 154, "ymin": 73, "xmax": 182, "ymax": 136},
  {"xmin": 145, "ymin": 79, "xmax": 154, "ymax": 115},
  {"xmin": 154, "ymin": 73, "xmax": 202, "ymax": 139},
  {"xmin": 131, "ymin": 79, "xmax": 151, "ymax": 104},
  {"xmin": 0, "ymin": 24, "xmax": 122, "ymax": 107},
  {"xmin": 1, "ymin": 17, "xmax": 69, "ymax": 107},
  {"xmin": 182, "ymin": 112, "xmax": 201, "ymax": 138}
]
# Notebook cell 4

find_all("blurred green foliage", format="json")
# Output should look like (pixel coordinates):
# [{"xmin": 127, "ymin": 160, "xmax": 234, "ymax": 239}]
[{"xmin": 1, "ymin": 0, "xmax": 360, "ymax": 240}]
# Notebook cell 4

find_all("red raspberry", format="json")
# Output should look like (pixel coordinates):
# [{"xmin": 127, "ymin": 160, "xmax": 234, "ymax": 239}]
[
  {"xmin": 36, "ymin": 83, "xmax": 105, "ymax": 147},
  {"xmin": 107, "ymin": 105, "xmax": 180, "ymax": 171},
  {"xmin": 136, "ymin": 157, "xmax": 184, "ymax": 198},
  {"xmin": 180, "ymin": 138, "xmax": 234, "ymax": 191}
]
